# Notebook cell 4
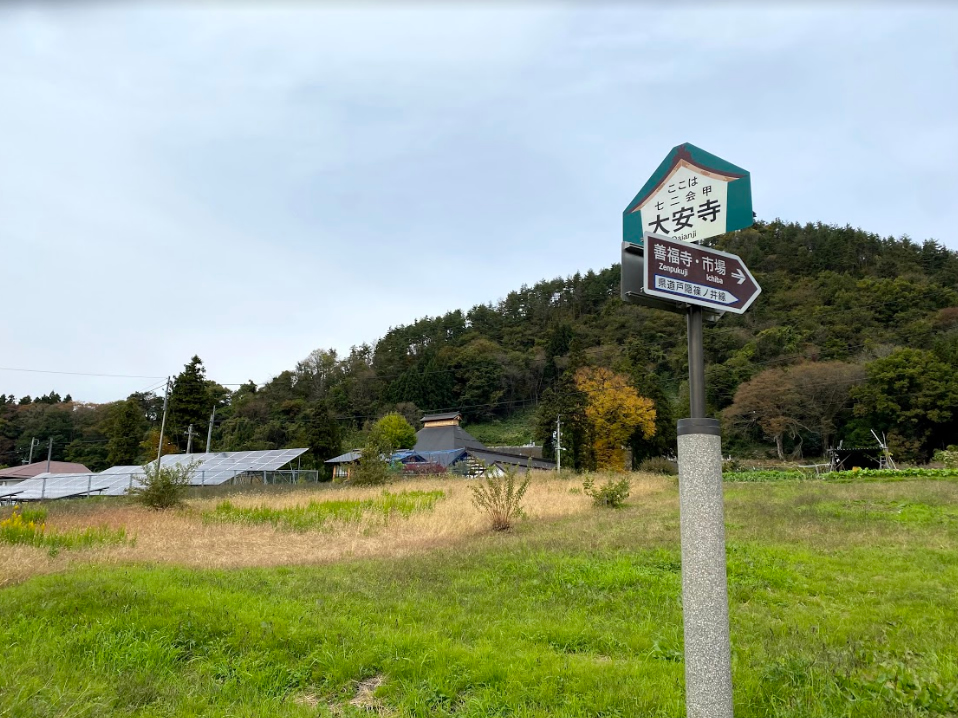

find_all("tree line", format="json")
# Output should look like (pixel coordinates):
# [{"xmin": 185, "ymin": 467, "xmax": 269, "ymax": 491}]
[{"xmin": 2, "ymin": 220, "xmax": 956, "ymax": 473}]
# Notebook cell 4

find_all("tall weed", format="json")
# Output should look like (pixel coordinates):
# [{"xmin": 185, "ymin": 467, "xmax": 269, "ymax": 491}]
[{"xmin": 470, "ymin": 467, "xmax": 530, "ymax": 531}]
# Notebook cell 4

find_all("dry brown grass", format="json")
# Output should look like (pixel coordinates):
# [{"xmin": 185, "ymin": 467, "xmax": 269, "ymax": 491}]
[{"xmin": 0, "ymin": 473, "xmax": 669, "ymax": 588}]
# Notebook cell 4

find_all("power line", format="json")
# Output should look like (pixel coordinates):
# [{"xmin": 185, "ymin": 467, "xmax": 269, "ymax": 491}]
[{"xmin": 0, "ymin": 367, "xmax": 167, "ymax": 380}]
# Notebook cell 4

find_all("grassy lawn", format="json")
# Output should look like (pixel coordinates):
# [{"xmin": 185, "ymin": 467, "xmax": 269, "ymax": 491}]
[{"xmin": 1, "ymin": 475, "xmax": 957, "ymax": 717}]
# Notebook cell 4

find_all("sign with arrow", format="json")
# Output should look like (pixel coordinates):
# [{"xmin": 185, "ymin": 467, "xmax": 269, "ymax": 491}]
[{"xmin": 642, "ymin": 233, "xmax": 761, "ymax": 314}]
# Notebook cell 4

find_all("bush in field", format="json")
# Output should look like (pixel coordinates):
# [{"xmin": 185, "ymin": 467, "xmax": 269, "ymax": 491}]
[
  {"xmin": 470, "ymin": 467, "xmax": 530, "ymax": 531},
  {"xmin": 352, "ymin": 432, "xmax": 395, "ymax": 486},
  {"xmin": 932, "ymin": 448, "xmax": 958, "ymax": 469},
  {"xmin": 130, "ymin": 460, "xmax": 197, "ymax": 509},
  {"xmin": 639, "ymin": 456, "xmax": 678, "ymax": 475},
  {"xmin": 582, "ymin": 475, "xmax": 631, "ymax": 508},
  {"xmin": 722, "ymin": 457, "xmax": 741, "ymax": 473}
]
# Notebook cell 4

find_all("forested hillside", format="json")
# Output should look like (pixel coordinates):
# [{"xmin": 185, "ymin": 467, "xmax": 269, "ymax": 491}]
[{"xmin": 3, "ymin": 220, "xmax": 957, "ymax": 472}]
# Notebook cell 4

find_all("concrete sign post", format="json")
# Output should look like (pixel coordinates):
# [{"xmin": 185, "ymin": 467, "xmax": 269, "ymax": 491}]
[
  {"xmin": 621, "ymin": 143, "xmax": 756, "ymax": 718},
  {"xmin": 677, "ymin": 417, "xmax": 733, "ymax": 718}
]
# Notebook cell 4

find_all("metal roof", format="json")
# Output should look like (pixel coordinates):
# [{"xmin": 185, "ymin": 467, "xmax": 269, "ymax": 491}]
[
  {"xmin": 0, "ymin": 461, "xmax": 92, "ymax": 480},
  {"xmin": 468, "ymin": 448, "xmax": 555, "ymax": 470},
  {"xmin": 414, "ymin": 424, "xmax": 485, "ymax": 452},
  {"xmin": 420, "ymin": 412, "xmax": 462, "ymax": 423},
  {"xmin": 325, "ymin": 450, "xmax": 363, "ymax": 464}
]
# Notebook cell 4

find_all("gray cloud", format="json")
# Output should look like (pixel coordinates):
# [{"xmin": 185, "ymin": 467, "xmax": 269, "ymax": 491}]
[{"xmin": 1, "ymin": 4, "xmax": 955, "ymax": 402}]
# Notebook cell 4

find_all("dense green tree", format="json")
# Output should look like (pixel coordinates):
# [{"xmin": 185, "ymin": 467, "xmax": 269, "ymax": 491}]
[
  {"xmin": 851, "ymin": 348, "xmax": 958, "ymax": 461},
  {"xmin": 534, "ymin": 371, "xmax": 591, "ymax": 471},
  {"xmin": 13, "ymin": 403, "xmax": 75, "ymax": 463},
  {"xmin": 106, "ymin": 398, "xmax": 149, "ymax": 466},
  {"xmin": 370, "ymin": 412, "xmax": 417, "ymax": 451},
  {"xmin": 305, "ymin": 402, "xmax": 342, "ymax": 478},
  {"xmin": 64, "ymin": 439, "xmax": 108, "ymax": 471},
  {"xmin": 295, "ymin": 348, "xmax": 342, "ymax": 402},
  {"xmin": 455, "ymin": 339, "xmax": 506, "ymax": 422},
  {"xmin": 542, "ymin": 322, "xmax": 574, "ymax": 389},
  {"xmin": 629, "ymin": 370, "xmax": 677, "ymax": 465},
  {"xmin": 62, "ymin": 402, "xmax": 112, "ymax": 471}
]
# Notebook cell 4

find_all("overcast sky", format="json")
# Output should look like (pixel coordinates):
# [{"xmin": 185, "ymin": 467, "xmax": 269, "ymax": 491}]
[{"xmin": 2, "ymin": 2, "xmax": 956, "ymax": 403}]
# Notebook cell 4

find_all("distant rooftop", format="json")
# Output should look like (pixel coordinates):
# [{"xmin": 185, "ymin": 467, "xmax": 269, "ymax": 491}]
[
  {"xmin": 0, "ymin": 460, "xmax": 92, "ymax": 481},
  {"xmin": 414, "ymin": 423, "xmax": 484, "ymax": 453},
  {"xmin": 421, "ymin": 411, "xmax": 463, "ymax": 425}
]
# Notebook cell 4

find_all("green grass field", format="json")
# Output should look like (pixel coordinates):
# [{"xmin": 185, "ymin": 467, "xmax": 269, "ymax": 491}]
[{"xmin": 2, "ymin": 476, "xmax": 957, "ymax": 717}]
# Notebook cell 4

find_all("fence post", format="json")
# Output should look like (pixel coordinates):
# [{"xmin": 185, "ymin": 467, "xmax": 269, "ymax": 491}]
[
  {"xmin": 87, "ymin": 474, "xmax": 92, "ymax": 495},
  {"xmin": 41, "ymin": 477, "xmax": 46, "ymax": 500}
]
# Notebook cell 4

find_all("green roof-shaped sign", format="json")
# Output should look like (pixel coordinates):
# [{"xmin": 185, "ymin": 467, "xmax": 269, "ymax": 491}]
[{"xmin": 623, "ymin": 143, "xmax": 752, "ymax": 247}]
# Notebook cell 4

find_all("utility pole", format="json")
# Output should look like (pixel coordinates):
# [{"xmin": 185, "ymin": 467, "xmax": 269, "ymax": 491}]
[
  {"xmin": 186, "ymin": 424, "xmax": 194, "ymax": 454},
  {"xmin": 205, "ymin": 407, "xmax": 215, "ymax": 453},
  {"xmin": 556, "ymin": 414, "xmax": 562, "ymax": 473},
  {"xmin": 27, "ymin": 437, "xmax": 39, "ymax": 465},
  {"xmin": 45, "ymin": 437, "xmax": 53, "ymax": 474},
  {"xmin": 156, "ymin": 377, "xmax": 171, "ymax": 469}
]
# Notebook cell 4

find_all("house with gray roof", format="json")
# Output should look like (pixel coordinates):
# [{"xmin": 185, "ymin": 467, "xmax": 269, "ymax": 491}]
[{"xmin": 325, "ymin": 411, "xmax": 554, "ymax": 479}]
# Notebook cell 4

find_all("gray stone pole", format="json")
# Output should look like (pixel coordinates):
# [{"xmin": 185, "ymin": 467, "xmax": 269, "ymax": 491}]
[{"xmin": 677, "ymin": 417, "xmax": 734, "ymax": 718}]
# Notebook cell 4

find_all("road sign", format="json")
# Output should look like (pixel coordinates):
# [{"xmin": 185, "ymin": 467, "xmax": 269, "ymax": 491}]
[
  {"xmin": 642, "ymin": 233, "xmax": 761, "ymax": 314},
  {"xmin": 623, "ymin": 143, "xmax": 752, "ymax": 247},
  {"xmin": 620, "ymin": 144, "xmax": 756, "ymax": 718}
]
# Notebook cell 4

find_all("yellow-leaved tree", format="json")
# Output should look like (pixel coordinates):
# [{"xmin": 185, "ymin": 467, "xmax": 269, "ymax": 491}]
[{"xmin": 574, "ymin": 367, "xmax": 656, "ymax": 471}]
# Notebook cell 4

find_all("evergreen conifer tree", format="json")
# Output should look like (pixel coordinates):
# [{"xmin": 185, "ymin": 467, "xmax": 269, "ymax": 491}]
[{"xmin": 169, "ymin": 356, "xmax": 213, "ymax": 451}]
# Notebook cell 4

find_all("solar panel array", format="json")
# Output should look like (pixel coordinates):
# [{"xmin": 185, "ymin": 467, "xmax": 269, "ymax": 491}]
[
  {"xmin": 0, "ymin": 473, "xmax": 115, "ymax": 501},
  {"xmin": 147, "ymin": 449, "xmax": 307, "ymax": 486},
  {"xmin": 0, "ymin": 449, "xmax": 308, "ymax": 501}
]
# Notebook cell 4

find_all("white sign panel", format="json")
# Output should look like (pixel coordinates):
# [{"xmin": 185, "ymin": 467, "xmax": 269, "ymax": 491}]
[{"xmin": 631, "ymin": 161, "xmax": 733, "ymax": 243}]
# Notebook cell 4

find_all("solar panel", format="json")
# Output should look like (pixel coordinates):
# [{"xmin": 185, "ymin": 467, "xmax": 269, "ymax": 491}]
[
  {"xmin": 1, "ymin": 473, "xmax": 106, "ymax": 500},
  {"xmin": 146, "ymin": 448, "xmax": 308, "ymax": 486},
  {"xmin": 0, "ymin": 449, "xmax": 309, "ymax": 500}
]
